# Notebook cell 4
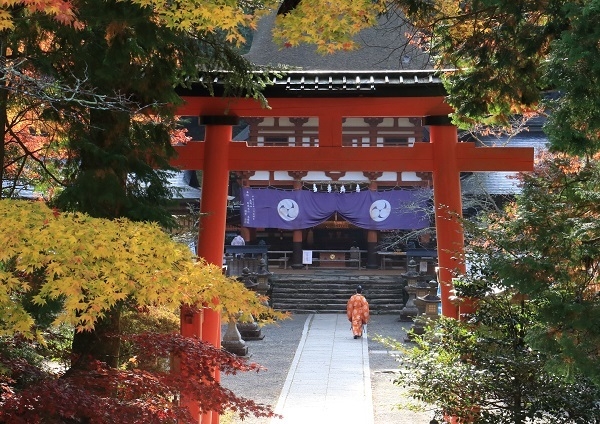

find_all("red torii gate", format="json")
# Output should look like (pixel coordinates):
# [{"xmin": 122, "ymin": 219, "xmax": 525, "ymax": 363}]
[{"xmin": 172, "ymin": 73, "xmax": 534, "ymax": 423}]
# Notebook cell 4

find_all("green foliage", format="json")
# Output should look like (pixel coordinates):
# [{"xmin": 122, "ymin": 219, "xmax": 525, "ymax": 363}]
[
  {"xmin": 1, "ymin": 0, "xmax": 277, "ymax": 221},
  {"xmin": 382, "ymin": 0, "xmax": 600, "ymax": 155},
  {"xmin": 390, "ymin": 153, "xmax": 600, "ymax": 423},
  {"xmin": 471, "ymin": 154, "xmax": 600, "ymax": 383},
  {"xmin": 386, "ymin": 0, "xmax": 560, "ymax": 126},
  {"xmin": 0, "ymin": 199, "xmax": 283, "ymax": 339},
  {"xmin": 543, "ymin": 0, "xmax": 600, "ymax": 155},
  {"xmin": 399, "ymin": 312, "xmax": 600, "ymax": 423}
]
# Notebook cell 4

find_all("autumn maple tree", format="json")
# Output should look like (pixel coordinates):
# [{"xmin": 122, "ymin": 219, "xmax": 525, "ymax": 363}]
[
  {"xmin": 272, "ymin": 0, "xmax": 385, "ymax": 53},
  {"xmin": 0, "ymin": 199, "xmax": 285, "ymax": 422}
]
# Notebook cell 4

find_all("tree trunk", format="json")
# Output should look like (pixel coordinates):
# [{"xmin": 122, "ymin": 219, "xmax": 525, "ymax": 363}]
[
  {"xmin": 70, "ymin": 109, "xmax": 130, "ymax": 368},
  {"xmin": 71, "ymin": 307, "xmax": 121, "ymax": 368},
  {"xmin": 0, "ymin": 37, "xmax": 8, "ymax": 195}
]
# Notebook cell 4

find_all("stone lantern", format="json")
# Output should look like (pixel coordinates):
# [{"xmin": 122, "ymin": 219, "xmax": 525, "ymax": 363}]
[
  {"xmin": 222, "ymin": 315, "xmax": 249, "ymax": 357},
  {"xmin": 398, "ymin": 258, "xmax": 421, "ymax": 322},
  {"xmin": 236, "ymin": 267, "xmax": 264, "ymax": 341},
  {"xmin": 419, "ymin": 280, "xmax": 441, "ymax": 320},
  {"xmin": 222, "ymin": 268, "xmax": 258, "ymax": 356},
  {"xmin": 413, "ymin": 278, "xmax": 432, "ymax": 315},
  {"xmin": 254, "ymin": 258, "xmax": 272, "ymax": 297},
  {"xmin": 240, "ymin": 267, "xmax": 258, "ymax": 290},
  {"xmin": 409, "ymin": 280, "xmax": 442, "ymax": 341}
]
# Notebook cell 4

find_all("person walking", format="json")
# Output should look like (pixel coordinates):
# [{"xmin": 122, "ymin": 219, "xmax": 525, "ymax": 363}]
[{"xmin": 347, "ymin": 285, "xmax": 370, "ymax": 339}]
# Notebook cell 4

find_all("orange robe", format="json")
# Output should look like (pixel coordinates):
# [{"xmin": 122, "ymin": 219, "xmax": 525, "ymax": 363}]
[{"xmin": 346, "ymin": 293, "xmax": 370, "ymax": 337}]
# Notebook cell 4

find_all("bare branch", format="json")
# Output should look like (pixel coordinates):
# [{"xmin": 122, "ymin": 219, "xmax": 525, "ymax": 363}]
[{"xmin": 0, "ymin": 57, "xmax": 162, "ymax": 114}]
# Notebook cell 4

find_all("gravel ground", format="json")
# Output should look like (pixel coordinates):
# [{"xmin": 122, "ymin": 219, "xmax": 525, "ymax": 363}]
[{"xmin": 220, "ymin": 313, "xmax": 435, "ymax": 424}]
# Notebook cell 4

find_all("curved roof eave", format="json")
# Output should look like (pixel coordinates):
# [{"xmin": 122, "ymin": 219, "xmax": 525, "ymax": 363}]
[{"xmin": 177, "ymin": 69, "xmax": 452, "ymax": 99}]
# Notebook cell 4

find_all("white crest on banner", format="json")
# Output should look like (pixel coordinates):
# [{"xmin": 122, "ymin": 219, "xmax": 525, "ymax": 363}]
[
  {"xmin": 277, "ymin": 199, "xmax": 299, "ymax": 221},
  {"xmin": 369, "ymin": 200, "xmax": 391, "ymax": 222}
]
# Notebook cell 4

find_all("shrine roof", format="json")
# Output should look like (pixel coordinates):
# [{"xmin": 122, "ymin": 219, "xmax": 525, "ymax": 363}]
[
  {"xmin": 245, "ymin": 11, "xmax": 432, "ymax": 71},
  {"xmin": 179, "ymin": 69, "xmax": 447, "ymax": 98},
  {"xmin": 178, "ymin": 11, "xmax": 449, "ymax": 99},
  {"xmin": 461, "ymin": 134, "xmax": 548, "ymax": 195}
]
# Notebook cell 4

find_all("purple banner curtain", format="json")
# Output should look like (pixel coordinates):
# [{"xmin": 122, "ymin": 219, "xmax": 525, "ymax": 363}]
[{"xmin": 241, "ymin": 187, "xmax": 431, "ymax": 230}]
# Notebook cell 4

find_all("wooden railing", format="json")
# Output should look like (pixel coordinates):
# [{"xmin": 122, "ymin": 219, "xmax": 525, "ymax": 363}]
[
  {"xmin": 267, "ymin": 250, "xmax": 292, "ymax": 269},
  {"xmin": 300, "ymin": 249, "xmax": 366, "ymax": 270},
  {"xmin": 267, "ymin": 249, "xmax": 368, "ymax": 270},
  {"xmin": 226, "ymin": 247, "xmax": 436, "ymax": 273}
]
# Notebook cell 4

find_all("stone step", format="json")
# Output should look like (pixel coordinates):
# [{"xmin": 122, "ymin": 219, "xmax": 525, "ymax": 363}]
[
  {"xmin": 271, "ymin": 289, "xmax": 403, "ymax": 297},
  {"xmin": 271, "ymin": 306, "xmax": 403, "ymax": 314},
  {"xmin": 268, "ymin": 273, "xmax": 407, "ymax": 314},
  {"xmin": 271, "ymin": 281, "xmax": 404, "ymax": 289},
  {"xmin": 271, "ymin": 286, "xmax": 402, "ymax": 291},
  {"xmin": 272, "ymin": 300, "xmax": 404, "ymax": 308},
  {"xmin": 272, "ymin": 301, "xmax": 404, "ymax": 308},
  {"xmin": 271, "ymin": 303, "xmax": 404, "ymax": 315}
]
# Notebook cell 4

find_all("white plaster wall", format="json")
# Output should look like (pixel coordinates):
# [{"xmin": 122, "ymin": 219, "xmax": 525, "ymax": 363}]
[
  {"xmin": 273, "ymin": 171, "xmax": 295, "ymax": 180},
  {"xmin": 338, "ymin": 171, "xmax": 369, "ymax": 182},
  {"xmin": 401, "ymin": 172, "xmax": 423, "ymax": 181},
  {"xmin": 248, "ymin": 171, "xmax": 271, "ymax": 180},
  {"xmin": 377, "ymin": 172, "xmax": 398, "ymax": 182}
]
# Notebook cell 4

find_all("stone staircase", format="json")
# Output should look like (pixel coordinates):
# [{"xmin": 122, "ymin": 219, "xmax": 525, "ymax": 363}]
[{"xmin": 269, "ymin": 270, "xmax": 407, "ymax": 314}]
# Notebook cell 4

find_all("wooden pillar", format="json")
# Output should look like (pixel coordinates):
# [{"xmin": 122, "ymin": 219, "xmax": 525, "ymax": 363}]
[
  {"xmin": 240, "ymin": 227, "xmax": 251, "ymax": 242},
  {"xmin": 290, "ymin": 174, "xmax": 307, "ymax": 268},
  {"xmin": 366, "ymin": 230, "xmax": 378, "ymax": 269},
  {"xmin": 178, "ymin": 306, "xmax": 203, "ymax": 421},
  {"xmin": 366, "ymin": 174, "xmax": 382, "ymax": 269},
  {"xmin": 427, "ymin": 116, "xmax": 464, "ymax": 319},
  {"xmin": 290, "ymin": 117, "xmax": 309, "ymax": 146},
  {"xmin": 245, "ymin": 117, "xmax": 264, "ymax": 144},
  {"xmin": 191, "ymin": 115, "xmax": 237, "ymax": 424},
  {"xmin": 364, "ymin": 117, "xmax": 384, "ymax": 146},
  {"xmin": 291, "ymin": 230, "xmax": 304, "ymax": 268}
]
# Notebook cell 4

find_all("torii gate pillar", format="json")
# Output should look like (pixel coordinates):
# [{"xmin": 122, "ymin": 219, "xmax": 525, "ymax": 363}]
[
  {"xmin": 180, "ymin": 116, "xmax": 237, "ymax": 424},
  {"xmin": 428, "ymin": 117, "xmax": 472, "ymax": 319},
  {"xmin": 195, "ymin": 116, "xmax": 238, "ymax": 345}
]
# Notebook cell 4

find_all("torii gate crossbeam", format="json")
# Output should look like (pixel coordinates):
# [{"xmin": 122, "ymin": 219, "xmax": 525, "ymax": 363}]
[
  {"xmin": 174, "ymin": 142, "xmax": 533, "ymax": 172},
  {"xmin": 173, "ymin": 84, "xmax": 534, "ymax": 424}
]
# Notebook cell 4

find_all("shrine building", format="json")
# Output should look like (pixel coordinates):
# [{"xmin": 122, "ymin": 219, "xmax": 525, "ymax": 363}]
[{"xmin": 176, "ymin": 13, "xmax": 443, "ymax": 271}]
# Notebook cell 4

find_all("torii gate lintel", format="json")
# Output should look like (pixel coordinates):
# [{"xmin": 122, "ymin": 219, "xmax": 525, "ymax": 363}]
[{"xmin": 172, "ymin": 137, "xmax": 533, "ymax": 172}]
